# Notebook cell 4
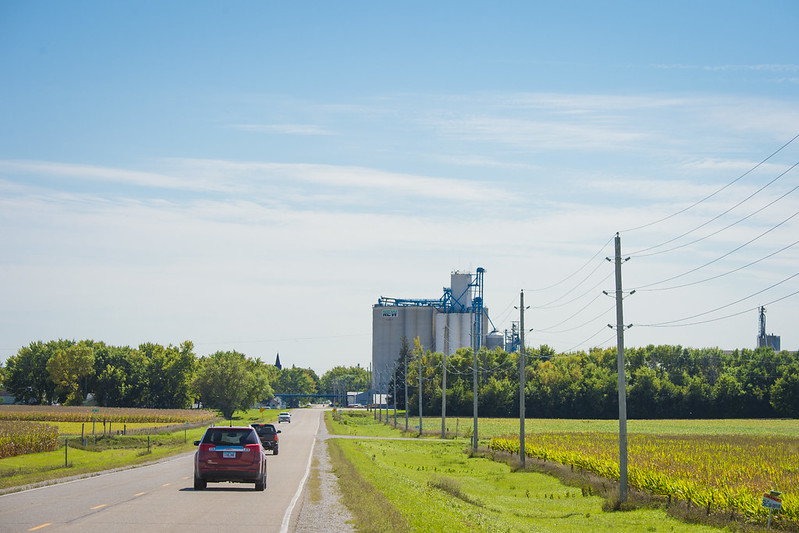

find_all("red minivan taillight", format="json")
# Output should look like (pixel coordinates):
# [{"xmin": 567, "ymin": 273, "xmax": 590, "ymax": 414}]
[
  {"xmin": 198, "ymin": 443, "xmax": 215, "ymax": 457},
  {"xmin": 245, "ymin": 444, "xmax": 261, "ymax": 457}
]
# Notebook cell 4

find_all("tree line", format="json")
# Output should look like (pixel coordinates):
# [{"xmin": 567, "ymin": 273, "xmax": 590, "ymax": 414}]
[
  {"xmin": 388, "ymin": 339, "xmax": 799, "ymax": 419},
  {"xmin": 0, "ymin": 339, "xmax": 369, "ymax": 419}
]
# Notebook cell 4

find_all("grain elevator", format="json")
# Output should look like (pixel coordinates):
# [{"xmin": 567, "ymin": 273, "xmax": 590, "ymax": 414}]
[{"xmin": 371, "ymin": 268, "xmax": 497, "ymax": 391}]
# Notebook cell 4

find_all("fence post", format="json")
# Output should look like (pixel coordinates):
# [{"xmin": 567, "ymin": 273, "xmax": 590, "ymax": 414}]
[{"xmin": 64, "ymin": 438, "xmax": 68, "ymax": 467}]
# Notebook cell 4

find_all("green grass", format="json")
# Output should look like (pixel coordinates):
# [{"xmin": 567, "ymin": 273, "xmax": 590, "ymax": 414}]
[
  {"xmin": 0, "ymin": 425, "xmax": 208, "ymax": 489},
  {"xmin": 331, "ymin": 436, "xmax": 722, "ymax": 532},
  {"xmin": 327, "ymin": 412, "xmax": 799, "ymax": 531},
  {"xmin": 0, "ymin": 407, "xmax": 284, "ymax": 491}
]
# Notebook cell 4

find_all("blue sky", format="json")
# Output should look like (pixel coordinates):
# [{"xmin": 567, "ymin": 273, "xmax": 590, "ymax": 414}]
[{"xmin": 1, "ymin": 1, "xmax": 798, "ymax": 372}]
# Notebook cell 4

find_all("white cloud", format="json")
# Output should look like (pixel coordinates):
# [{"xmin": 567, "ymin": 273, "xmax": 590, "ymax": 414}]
[{"xmin": 229, "ymin": 123, "xmax": 334, "ymax": 135}]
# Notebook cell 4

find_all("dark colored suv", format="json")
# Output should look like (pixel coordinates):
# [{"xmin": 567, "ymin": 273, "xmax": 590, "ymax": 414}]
[
  {"xmin": 194, "ymin": 426, "xmax": 267, "ymax": 491},
  {"xmin": 251, "ymin": 423, "xmax": 280, "ymax": 455}
]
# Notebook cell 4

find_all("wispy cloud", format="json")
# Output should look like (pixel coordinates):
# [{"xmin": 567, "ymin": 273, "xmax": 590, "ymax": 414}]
[
  {"xmin": 228, "ymin": 123, "xmax": 334, "ymax": 135},
  {"xmin": 656, "ymin": 63, "xmax": 799, "ymax": 72},
  {"xmin": 0, "ymin": 158, "xmax": 515, "ymax": 212},
  {"xmin": 0, "ymin": 160, "xmax": 201, "ymax": 190}
]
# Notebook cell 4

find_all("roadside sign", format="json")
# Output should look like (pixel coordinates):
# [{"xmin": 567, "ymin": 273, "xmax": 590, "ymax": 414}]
[{"xmin": 762, "ymin": 492, "xmax": 782, "ymax": 510}]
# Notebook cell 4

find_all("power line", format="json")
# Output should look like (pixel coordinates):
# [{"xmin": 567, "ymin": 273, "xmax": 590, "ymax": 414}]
[
  {"xmin": 638, "ymin": 272, "xmax": 799, "ymax": 327},
  {"xmin": 621, "ymin": 133, "xmax": 799, "ymax": 234},
  {"xmin": 526, "ymin": 235, "xmax": 614, "ymax": 292},
  {"xmin": 634, "ymin": 209, "xmax": 799, "ymax": 289},
  {"xmin": 637, "ymin": 239, "xmax": 799, "ymax": 292},
  {"xmin": 531, "ymin": 269, "xmax": 613, "ymax": 310},
  {"xmin": 631, "ymin": 162, "xmax": 799, "ymax": 258}
]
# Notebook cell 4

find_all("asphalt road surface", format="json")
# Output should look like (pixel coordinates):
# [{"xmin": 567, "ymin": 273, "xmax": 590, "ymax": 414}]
[{"xmin": 0, "ymin": 408, "xmax": 321, "ymax": 533}]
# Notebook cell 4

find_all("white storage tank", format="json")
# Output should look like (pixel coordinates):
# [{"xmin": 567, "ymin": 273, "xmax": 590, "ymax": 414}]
[
  {"xmin": 450, "ymin": 271, "xmax": 473, "ymax": 311},
  {"xmin": 486, "ymin": 329, "xmax": 504, "ymax": 351}
]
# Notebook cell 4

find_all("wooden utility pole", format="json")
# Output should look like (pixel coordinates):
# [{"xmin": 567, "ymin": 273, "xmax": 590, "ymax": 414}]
[
  {"xmin": 472, "ymin": 344, "xmax": 478, "ymax": 451},
  {"xmin": 518, "ymin": 289, "xmax": 528, "ymax": 468},
  {"xmin": 613, "ymin": 232, "xmax": 629, "ymax": 502}
]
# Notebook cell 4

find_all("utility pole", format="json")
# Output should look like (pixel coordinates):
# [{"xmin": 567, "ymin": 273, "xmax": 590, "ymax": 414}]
[
  {"xmin": 472, "ymin": 345, "xmax": 478, "ymax": 451},
  {"xmin": 404, "ymin": 346, "xmax": 409, "ymax": 431},
  {"xmin": 441, "ymin": 351, "xmax": 448, "ymax": 438},
  {"xmin": 418, "ymin": 342, "xmax": 423, "ymax": 435},
  {"xmin": 517, "ymin": 289, "xmax": 529, "ymax": 468},
  {"xmin": 612, "ymin": 232, "xmax": 629, "ymax": 502},
  {"xmin": 393, "ymin": 362, "xmax": 397, "ymax": 426}
]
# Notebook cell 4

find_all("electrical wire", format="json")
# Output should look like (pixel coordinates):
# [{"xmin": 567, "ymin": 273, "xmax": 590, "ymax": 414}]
[
  {"xmin": 638, "ymin": 272, "xmax": 799, "ymax": 327},
  {"xmin": 638, "ymin": 288, "xmax": 799, "ymax": 328},
  {"xmin": 637, "ymin": 239, "xmax": 799, "ymax": 292},
  {"xmin": 621, "ymin": 133, "xmax": 799, "ymax": 233},
  {"xmin": 532, "ymin": 292, "xmax": 605, "ymax": 331},
  {"xmin": 634, "ymin": 209, "xmax": 799, "ymax": 289},
  {"xmin": 531, "ymin": 270, "xmax": 613, "ymax": 310},
  {"xmin": 631, "ymin": 162, "xmax": 799, "ymax": 258},
  {"xmin": 525, "ymin": 235, "xmax": 615, "ymax": 292},
  {"xmin": 562, "ymin": 325, "xmax": 615, "ymax": 353},
  {"xmin": 535, "ymin": 302, "xmax": 616, "ymax": 333}
]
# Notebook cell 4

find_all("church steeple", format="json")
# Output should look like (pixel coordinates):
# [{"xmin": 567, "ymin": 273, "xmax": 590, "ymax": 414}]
[{"xmin": 274, "ymin": 353, "xmax": 282, "ymax": 370}]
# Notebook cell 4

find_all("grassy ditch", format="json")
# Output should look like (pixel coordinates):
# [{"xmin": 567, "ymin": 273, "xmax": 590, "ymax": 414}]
[
  {"xmin": 327, "ymin": 435, "xmax": 721, "ymax": 533},
  {"xmin": 326, "ymin": 412, "xmax": 799, "ymax": 532}
]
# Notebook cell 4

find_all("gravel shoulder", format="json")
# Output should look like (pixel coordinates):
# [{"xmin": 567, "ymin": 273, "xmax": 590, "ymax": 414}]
[{"xmin": 293, "ymin": 416, "xmax": 355, "ymax": 533}]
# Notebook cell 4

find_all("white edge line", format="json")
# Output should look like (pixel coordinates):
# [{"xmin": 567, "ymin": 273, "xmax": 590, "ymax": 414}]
[{"xmin": 279, "ymin": 411, "xmax": 321, "ymax": 533}]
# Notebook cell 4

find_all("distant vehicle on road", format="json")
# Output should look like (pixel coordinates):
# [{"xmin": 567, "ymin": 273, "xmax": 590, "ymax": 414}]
[
  {"xmin": 278, "ymin": 412, "xmax": 291, "ymax": 423},
  {"xmin": 251, "ymin": 423, "xmax": 280, "ymax": 454},
  {"xmin": 194, "ymin": 426, "xmax": 267, "ymax": 491},
  {"xmin": 350, "ymin": 403, "xmax": 363, "ymax": 408}
]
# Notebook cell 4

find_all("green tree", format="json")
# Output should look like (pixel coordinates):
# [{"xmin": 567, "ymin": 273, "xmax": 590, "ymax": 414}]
[
  {"xmin": 770, "ymin": 371, "xmax": 799, "ymax": 417},
  {"xmin": 46, "ymin": 342, "xmax": 95, "ymax": 405},
  {"xmin": 92, "ymin": 344, "xmax": 148, "ymax": 407},
  {"xmin": 194, "ymin": 351, "xmax": 272, "ymax": 419},
  {"xmin": 319, "ymin": 366, "xmax": 370, "ymax": 394},
  {"xmin": 274, "ymin": 366, "xmax": 318, "ymax": 406},
  {"xmin": 140, "ymin": 341, "xmax": 197, "ymax": 409},
  {"xmin": 5, "ymin": 340, "xmax": 72, "ymax": 404}
]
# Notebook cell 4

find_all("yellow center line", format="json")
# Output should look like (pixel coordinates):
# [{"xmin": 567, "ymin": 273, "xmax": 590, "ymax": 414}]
[
  {"xmin": 134, "ymin": 492, "xmax": 147, "ymax": 497},
  {"xmin": 162, "ymin": 483, "xmax": 170, "ymax": 487},
  {"xmin": 90, "ymin": 504, "xmax": 107, "ymax": 510},
  {"xmin": 28, "ymin": 524, "xmax": 51, "ymax": 531}
]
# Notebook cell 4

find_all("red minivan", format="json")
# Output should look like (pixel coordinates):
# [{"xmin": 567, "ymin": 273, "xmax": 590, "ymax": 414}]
[{"xmin": 194, "ymin": 426, "xmax": 267, "ymax": 491}]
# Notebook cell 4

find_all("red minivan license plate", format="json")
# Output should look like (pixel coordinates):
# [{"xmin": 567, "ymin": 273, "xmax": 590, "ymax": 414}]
[{"xmin": 223, "ymin": 451, "xmax": 236, "ymax": 458}]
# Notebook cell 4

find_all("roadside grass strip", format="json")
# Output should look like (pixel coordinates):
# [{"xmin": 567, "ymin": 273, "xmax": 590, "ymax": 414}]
[
  {"xmin": 0, "ymin": 426, "xmax": 208, "ymax": 489},
  {"xmin": 489, "ymin": 432, "xmax": 799, "ymax": 527},
  {"xmin": 332, "ymin": 437, "xmax": 720, "ymax": 533}
]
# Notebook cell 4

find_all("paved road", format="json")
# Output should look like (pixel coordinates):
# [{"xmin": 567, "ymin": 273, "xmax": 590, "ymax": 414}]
[{"xmin": 0, "ymin": 408, "xmax": 321, "ymax": 533}]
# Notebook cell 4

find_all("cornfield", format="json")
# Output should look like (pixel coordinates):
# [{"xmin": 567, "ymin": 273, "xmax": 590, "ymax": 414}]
[
  {"xmin": 0, "ymin": 405, "xmax": 216, "ymax": 424},
  {"xmin": 489, "ymin": 432, "xmax": 798, "ymax": 525},
  {"xmin": 0, "ymin": 421, "xmax": 59, "ymax": 459}
]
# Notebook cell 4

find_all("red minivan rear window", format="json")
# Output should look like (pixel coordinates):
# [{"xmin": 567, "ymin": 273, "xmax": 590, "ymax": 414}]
[{"xmin": 201, "ymin": 428, "xmax": 259, "ymax": 446}]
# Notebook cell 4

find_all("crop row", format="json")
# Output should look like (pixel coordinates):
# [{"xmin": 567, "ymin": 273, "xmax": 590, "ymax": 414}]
[
  {"xmin": 0, "ymin": 421, "xmax": 59, "ymax": 459},
  {"xmin": 0, "ymin": 405, "xmax": 217, "ymax": 424},
  {"xmin": 489, "ymin": 432, "xmax": 797, "ymax": 525}
]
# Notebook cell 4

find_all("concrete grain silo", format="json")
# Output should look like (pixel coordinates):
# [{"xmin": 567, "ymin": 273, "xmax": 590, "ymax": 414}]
[{"xmin": 371, "ymin": 269, "xmax": 492, "ymax": 396}]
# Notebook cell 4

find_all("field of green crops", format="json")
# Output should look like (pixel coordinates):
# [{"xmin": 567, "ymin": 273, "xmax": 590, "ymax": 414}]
[{"xmin": 488, "ymin": 427, "xmax": 798, "ymax": 528}]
